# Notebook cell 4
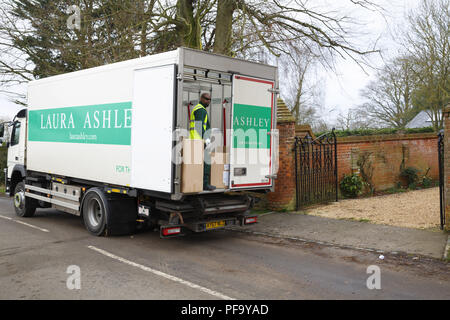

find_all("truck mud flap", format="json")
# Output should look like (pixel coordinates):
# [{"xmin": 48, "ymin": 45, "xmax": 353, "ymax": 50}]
[{"xmin": 105, "ymin": 195, "xmax": 137, "ymax": 236}]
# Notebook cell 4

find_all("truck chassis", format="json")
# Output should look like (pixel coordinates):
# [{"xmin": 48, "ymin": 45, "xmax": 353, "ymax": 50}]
[{"xmin": 7, "ymin": 169, "xmax": 258, "ymax": 238}]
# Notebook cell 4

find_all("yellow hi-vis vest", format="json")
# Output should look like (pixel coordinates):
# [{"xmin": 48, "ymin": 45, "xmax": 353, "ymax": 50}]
[{"xmin": 189, "ymin": 103, "xmax": 208, "ymax": 140}]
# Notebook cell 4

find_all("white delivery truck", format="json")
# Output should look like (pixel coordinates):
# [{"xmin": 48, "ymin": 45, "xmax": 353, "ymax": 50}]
[{"xmin": 1, "ymin": 47, "xmax": 279, "ymax": 237}]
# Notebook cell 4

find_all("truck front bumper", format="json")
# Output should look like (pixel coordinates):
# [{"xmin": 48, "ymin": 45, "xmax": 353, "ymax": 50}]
[{"xmin": 4, "ymin": 168, "xmax": 9, "ymax": 195}]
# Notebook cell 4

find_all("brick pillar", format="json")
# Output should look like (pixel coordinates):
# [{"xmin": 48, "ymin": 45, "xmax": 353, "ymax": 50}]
[
  {"xmin": 267, "ymin": 98, "xmax": 296, "ymax": 211},
  {"xmin": 444, "ymin": 106, "xmax": 450, "ymax": 231}
]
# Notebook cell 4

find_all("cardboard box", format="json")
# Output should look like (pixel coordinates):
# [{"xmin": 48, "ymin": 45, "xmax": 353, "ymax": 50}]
[
  {"xmin": 181, "ymin": 139, "xmax": 204, "ymax": 193},
  {"xmin": 210, "ymin": 146, "xmax": 229, "ymax": 189},
  {"xmin": 183, "ymin": 138, "xmax": 204, "ymax": 165},
  {"xmin": 212, "ymin": 146, "xmax": 230, "ymax": 163}
]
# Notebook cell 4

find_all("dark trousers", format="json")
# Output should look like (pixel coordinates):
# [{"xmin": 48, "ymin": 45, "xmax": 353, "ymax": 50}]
[{"xmin": 203, "ymin": 162, "xmax": 210, "ymax": 189}]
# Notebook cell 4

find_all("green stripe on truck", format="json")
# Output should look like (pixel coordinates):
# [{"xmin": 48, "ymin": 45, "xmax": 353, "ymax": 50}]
[
  {"xmin": 232, "ymin": 103, "xmax": 272, "ymax": 149},
  {"xmin": 28, "ymin": 101, "xmax": 132, "ymax": 146}
]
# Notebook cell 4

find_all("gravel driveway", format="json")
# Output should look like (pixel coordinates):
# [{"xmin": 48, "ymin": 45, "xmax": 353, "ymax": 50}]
[{"xmin": 304, "ymin": 187, "xmax": 441, "ymax": 230}]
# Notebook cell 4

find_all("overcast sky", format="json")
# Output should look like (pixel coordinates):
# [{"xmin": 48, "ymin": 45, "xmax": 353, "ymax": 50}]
[
  {"xmin": 321, "ymin": 0, "xmax": 422, "ymax": 124},
  {"xmin": 0, "ymin": 0, "xmax": 422, "ymax": 122}
]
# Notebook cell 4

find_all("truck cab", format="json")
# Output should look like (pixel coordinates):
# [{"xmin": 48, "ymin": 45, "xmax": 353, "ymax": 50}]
[{"xmin": 2, "ymin": 109, "xmax": 27, "ymax": 196}]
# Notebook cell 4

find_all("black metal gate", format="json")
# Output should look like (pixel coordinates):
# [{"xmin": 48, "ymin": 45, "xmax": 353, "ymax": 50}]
[
  {"xmin": 438, "ymin": 131, "xmax": 445, "ymax": 230},
  {"xmin": 294, "ymin": 129, "xmax": 338, "ymax": 210}
]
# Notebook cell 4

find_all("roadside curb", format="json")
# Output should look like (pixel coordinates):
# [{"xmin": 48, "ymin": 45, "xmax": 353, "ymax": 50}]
[
  {"xmin": 226, "ymin": 227, "xmax": 442, "ymax": 261},
  {"xmin": 444, "ymin": 236, "xmax": 450, "ymax": 260}
]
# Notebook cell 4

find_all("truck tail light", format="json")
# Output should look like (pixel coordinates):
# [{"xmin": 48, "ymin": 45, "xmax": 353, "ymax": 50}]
[
  {"xmin": 244, "ymin": 216, "xmax": 257, "ymax": 224},
  {"xmin": 162, "ymin": 227, "xmax": 181, "ymax": 236}
]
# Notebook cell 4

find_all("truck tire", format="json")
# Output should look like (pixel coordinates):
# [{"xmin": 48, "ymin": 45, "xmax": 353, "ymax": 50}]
[
  {"xmin": 82, "ymin": 188, "xmax": 137, "ymax": 237},
  {"xmin": 82, "ymin": 188, "xmax": 108, "ymax": 236},
  {"xmin": 13, "ymin": 181, "xmax": 37, "ymax": 217}
]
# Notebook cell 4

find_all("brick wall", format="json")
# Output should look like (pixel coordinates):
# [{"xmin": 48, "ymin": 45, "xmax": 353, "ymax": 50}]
[
  {"xmin": 265, "ymin": 98, "xmax": 441, "ymax": 212},
  {"xmin": 443, "ymin": 107, "xmax": 450, "ymax": 231},
  {"xmin": 265, "ymin": 127, "xmax": 440, "ymax": 211},
  {"xmin": 266, "ymin": 121, "xmax": 296, "ymax": 211},
  {"xmin": 337, "ymin": 133, "xmax": 439, "ymax": 191}
]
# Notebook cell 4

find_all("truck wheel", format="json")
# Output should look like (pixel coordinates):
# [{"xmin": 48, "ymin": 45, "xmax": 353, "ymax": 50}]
[
  {"xmin": 13, "ymin": 182, "xmax": 37, "ymax": 217},
  {"xmin": 82, "ymin": 188, "xmax": 108, "ymax": 236}
]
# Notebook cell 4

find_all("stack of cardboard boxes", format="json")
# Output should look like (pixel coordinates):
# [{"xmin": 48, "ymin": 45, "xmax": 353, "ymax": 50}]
[
  {"xmin": 181, "ymin": 139, "xmax": 229, "ymax": 193},
  {"xmin": 181, "ymin": 139, "xmax": 204, "ymax": 193},
  {"xmin": 210, "ymin": 146, "xmax": 229, "ymax": 189}
]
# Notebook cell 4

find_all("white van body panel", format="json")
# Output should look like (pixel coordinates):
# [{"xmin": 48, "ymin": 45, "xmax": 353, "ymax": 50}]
[{"xmin": 27, "ymin": 50, "xmax": 178, "ymax": 190}]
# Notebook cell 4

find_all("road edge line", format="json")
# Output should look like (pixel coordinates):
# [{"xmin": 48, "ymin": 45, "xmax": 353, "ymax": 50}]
[
  {"xmin": 87, "ymin": 245, "xmax": 235, "ymax": 300},
  {"xmin": 0, "ymin": 214, "xmax": 50, "ymax": 233},
  {"xmin": 226, "ymin": 227, "xmax": 446, "ymax": 261}
]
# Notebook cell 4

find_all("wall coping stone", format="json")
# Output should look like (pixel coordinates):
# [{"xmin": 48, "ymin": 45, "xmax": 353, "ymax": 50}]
[{"xmin": 336, "ymin": 132, "xmax": 438, "ymax": 144}]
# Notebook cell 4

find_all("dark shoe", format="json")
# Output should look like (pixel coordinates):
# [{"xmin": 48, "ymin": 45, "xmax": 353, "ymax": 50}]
[{"xmin": 204, "ymin": 184, "xmax": 216, "ymax": 191}]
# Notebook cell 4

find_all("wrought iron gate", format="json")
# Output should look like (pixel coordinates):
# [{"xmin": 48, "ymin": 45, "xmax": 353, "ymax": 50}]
[
  {"xmin": 294, "ymin": 129, "xmax": 338, "ymax": 210},
  {"xmin": 438, "ymin": 131, "xmax": 445, "ymax": 230}
]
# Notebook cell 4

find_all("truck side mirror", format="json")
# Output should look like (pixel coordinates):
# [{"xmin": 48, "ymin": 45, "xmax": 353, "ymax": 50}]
[
  {"xmin": 1, "ymin": 121, "xmax": 13, "ymax": 147},
  {"xmin": 0, "ymin": 123, "xmax": 4, "ymax": 145}
]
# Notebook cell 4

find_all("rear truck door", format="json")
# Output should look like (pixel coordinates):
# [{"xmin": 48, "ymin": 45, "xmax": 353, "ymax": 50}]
[
  {"xmin": 229, "ymin": 75, "xmax": 275, "ymax": 189},
  {"xmin": 131, "ymin": 64, "xmax": 176, "ymax": 193}
]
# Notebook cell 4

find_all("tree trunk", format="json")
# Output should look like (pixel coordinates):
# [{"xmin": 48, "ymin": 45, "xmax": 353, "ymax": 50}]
[
  {"xmin": 176, "ymin": 0, "xmax": 202, "ymax": 49},
  {"xmin": 213, "ymin": 0, "xmax": 236, "ymax": 56}
]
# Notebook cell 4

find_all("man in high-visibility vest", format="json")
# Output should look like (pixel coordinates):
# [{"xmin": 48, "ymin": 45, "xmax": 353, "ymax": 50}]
[{"xmin": 190, "ymin": 93, "xmax": 216, "ymax": 191}]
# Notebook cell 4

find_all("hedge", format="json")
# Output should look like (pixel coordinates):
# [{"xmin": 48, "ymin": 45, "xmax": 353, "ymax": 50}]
[{"xmin": 315, "ymin": 127, "xmax": 435, "ymax": 137}]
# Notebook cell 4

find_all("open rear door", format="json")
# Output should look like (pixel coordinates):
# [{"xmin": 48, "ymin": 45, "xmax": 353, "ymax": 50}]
[
  {"xmin": 131, "ymin": 64, "xmax": 176, "ymax": 193},
  {"xmin": 230, "ymin": 75, "xmax": 275, "ymax": 189}
]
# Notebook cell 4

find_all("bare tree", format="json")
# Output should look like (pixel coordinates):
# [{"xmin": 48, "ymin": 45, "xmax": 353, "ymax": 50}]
[
  {"xmin": 311, "ymin": 118, "xmax": 329, "ymax": 133},
  {"xmin": 403, "ymin": 0, "xmax": 449, "ymax": 131},
  {"xmin": 216, "ymin": 0, "xmax": 380, "ymax": 64},
  {"xmin": 335, "ymin": 110, "xmax": 355, "ymax": 131},
  {"xmin": 0, "ymin": 0, "xmax": 383, "ymax": 106},
  {"xmin": 335, "ymin": 108, "xmax": 372, "ymax": 131},
  {"xmin": 357, "ymin": 56, "xmax": 418, "ymax": 129},
  {"xmin": 278, "ymin": 42, "xmax": 325, "ymax": 127}
]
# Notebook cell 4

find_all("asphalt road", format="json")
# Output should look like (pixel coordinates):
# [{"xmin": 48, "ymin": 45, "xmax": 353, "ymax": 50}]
[{"xmin": 0, "ymin": 196, "xmax": 449, "ymax": 300}]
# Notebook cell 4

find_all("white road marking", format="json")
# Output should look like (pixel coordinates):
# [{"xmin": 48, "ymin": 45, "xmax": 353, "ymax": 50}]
[
  {"xmin": 258, "ymin": 211, "xmax": 274, "ymax": 217},
  {"xmin": 0, "ymin": 214, "xmax": 50, "ymax": 233},
  {"xmin": 87, "ymin": 245, "xmax": 234, "ymax": 300}
]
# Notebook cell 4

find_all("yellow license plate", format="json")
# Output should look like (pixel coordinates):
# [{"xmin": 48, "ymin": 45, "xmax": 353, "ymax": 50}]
[{"xmin": 206, "ymin": 220, "xmax": 226, "ymax": 230}]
